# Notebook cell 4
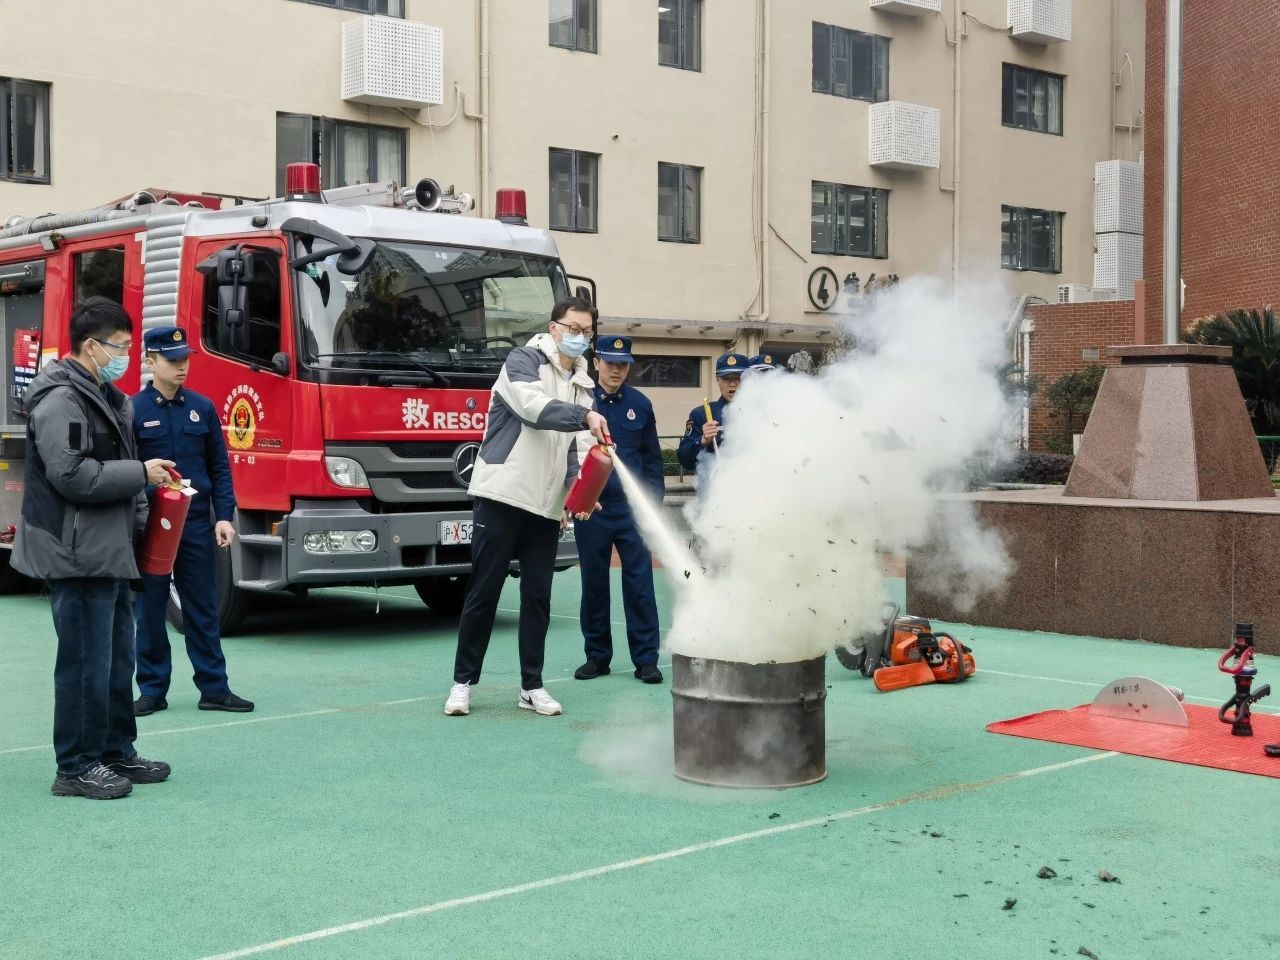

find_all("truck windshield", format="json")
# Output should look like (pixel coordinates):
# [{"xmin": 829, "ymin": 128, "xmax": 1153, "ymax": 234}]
[{"xmin": 296, "ymin": 240, "xmax": 569, "ymax": 373}]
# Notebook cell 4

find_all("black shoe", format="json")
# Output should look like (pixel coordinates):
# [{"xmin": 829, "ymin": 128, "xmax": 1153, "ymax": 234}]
[
  {"xmin": 105, "ymin": 754, "xmax": 171, "ymax": 784},
  {"xmin": 133, "ymin": 695, "xmax": 168, "ymax": 717},
  {"xmin": 198, "ymin": 692, "xmax": 255, "ymax": 713},
  {"xmin": 51, "ymin": 763, "xmax": 132, "ymax": 800},
  {"xmin": 635, "ymin": 664, "xmax": 664, "ymax": 684},
  {"xmin": 574, "ymin": 660, "xmax": 611, "ymax": 680}
]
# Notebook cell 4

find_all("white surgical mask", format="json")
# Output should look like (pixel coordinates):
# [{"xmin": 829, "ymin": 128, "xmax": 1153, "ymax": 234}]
[{"xmin": 559, "ymin": 333, "xmax": 589, "ymax": 359}]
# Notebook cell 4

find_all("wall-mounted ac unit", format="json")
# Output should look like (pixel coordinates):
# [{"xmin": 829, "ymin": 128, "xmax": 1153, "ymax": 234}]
[
  {"xmin": 870, "ymin": 0, "xmax": 942, "ymax": 15},
  {"xmin": 342, "ymin": 16, "xmax": 443, "ymax": 108},
  {"xmin": 1008, "ymin": 0, "xmax": 1072, "ymax": 44},
  {"xmin": 869, "ymin": 101, "xmax": 941, "ymax": 170},
  {"xmin": 1058, "ymin": 284, "xmax": 1117, "ymax": 304}
]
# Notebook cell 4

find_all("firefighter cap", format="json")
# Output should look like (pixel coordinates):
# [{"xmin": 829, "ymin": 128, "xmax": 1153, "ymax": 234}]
[
  {"xmin": 715, "ymin": 352, "xmax": 749, "ymax": 377},
  {"xmin": 594, "ymin": 335, "xmax": 634, "ymax": 364},
  {"xmin": 143, "ymin": 325, "xmax": 192, "ymax": 360},
  {"xmin": 747, "ymin": 353, "xmax": 780, "ymax": 373}
]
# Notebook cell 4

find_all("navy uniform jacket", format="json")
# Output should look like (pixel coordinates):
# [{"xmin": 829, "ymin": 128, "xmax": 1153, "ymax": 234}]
[
  {"xmin": 676, "ymin": 397, "xmax": 729, "ymax": 471},
  {"xmin": 132, "ymin": 383, "xmax": 236, "ymax": 527},
  {"xmin": 595, "ymin": 383, "xmax": 665, "ymax": 508}
]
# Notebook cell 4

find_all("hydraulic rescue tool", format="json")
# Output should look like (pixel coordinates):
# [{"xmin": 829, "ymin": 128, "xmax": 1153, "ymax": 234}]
[{"xmin": 1218, "ymin": 622, "xmax": 1271, "ymax": 738}]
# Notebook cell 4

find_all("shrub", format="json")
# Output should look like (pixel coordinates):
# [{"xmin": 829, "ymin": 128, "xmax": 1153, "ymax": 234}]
[{"xmin": 972, "ymin": 451, "xmax": 1074, "ymax": 487}]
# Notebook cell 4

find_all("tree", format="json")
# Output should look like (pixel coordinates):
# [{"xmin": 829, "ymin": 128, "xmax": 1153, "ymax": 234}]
[
  {"xmin": 1184, "ymin": 307, "xmax": 1280, "ymax": 435},
  {"xmin": 1042, "ymin": 364, "xmax": 1106, "ymax": 455}
]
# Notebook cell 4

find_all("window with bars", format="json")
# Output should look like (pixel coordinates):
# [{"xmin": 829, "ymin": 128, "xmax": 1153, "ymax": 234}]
[
  {"xmin": 812, "ymin": 23, "xmax": 889, "ymax": 103},
  {"xmin": 549, "ymin": 148, "xmax": 599, "ymax": 233},
  {"xmin": 658, "ymin": 163, "xmax": 701, "ymax": 243},
  {"xmin": 1002, "ymin": 64, "xmax": 1064, "ymax": 135},
  {"xmin": 550, "ymin": 0, "xmax": 597, "ymax": 52},
  {"xmin": 275, "ymin": 114, "xmax": 406, "ymax": 194},
  {"xmin": 659, "ymin": 0, "xmax": 702, "ymax": 72},
  {"xmin": 1001, "ymin": 205, "xmax": 1063, "ymax": 273},
  {"xmin": 1, "ymin": 78, "xmax": 51, "ymax": 184},
  {"xmin": 811, "ymin": 182, "xmax": 888, "ymax": 258},
  {"xmin": 289, "ymin": 0, "xmax": 404, "ymax": 15}
]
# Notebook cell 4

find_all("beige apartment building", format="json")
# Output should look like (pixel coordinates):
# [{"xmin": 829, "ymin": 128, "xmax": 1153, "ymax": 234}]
[{"xmin": 1, "ymin": 0, "xmax": 1143, "ymax": 434}]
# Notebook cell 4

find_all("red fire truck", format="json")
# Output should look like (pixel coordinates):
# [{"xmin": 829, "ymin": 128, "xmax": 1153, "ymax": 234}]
[{"xmin": 0, "ymin": 165, "xmax": 594, "ymax": 630}]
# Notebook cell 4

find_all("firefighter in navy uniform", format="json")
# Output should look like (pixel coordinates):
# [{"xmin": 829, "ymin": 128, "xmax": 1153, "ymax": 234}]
[
  {"xmin": 131, "ymin": 326, "xmax": 254, "ymax": 716},
  {"xmin": 573, "ymin": 336, "xmax": 667, "ymax": 684},
  {"xmin": 676, "ymin": 352, "xmax": 748, "ymax": 473}
]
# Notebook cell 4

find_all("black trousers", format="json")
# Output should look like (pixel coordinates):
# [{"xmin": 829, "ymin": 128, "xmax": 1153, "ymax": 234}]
[{"xmin": 453, "ymin": 497, "xmax": 561, "ymax": 690}]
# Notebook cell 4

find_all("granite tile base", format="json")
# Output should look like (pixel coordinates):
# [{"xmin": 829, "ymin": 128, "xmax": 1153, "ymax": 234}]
[{"xmin": 908, "ymin": 489, "xmax": 1280, "ymax": 654}]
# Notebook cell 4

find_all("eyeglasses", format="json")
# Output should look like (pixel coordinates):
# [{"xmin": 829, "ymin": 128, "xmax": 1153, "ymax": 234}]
[
  {"xmin": 552, "ymin": 319, "xmax": 593, "ymax": 336},
  {"xmin": 91, "ymin": 337, "xmax": 133, "ymax": 353}
]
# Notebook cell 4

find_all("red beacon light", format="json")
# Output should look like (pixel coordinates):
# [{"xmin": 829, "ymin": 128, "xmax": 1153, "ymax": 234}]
[
  {"xmin": 285, "ymin": 162, "xmax": 323, "ymax": 201},
  {"xmin": 495, "ymin": 188, "xmax": 528, "ymax": 225}
]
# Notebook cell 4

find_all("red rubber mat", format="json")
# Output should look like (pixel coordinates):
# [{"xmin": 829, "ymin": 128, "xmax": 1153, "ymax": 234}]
[{"xmin": 987, "ymin": 704, "xmax": 1280, "ymax": 778}]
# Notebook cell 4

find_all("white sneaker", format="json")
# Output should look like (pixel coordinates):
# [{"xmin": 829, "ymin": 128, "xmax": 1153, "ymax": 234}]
[
  {"xmin": 444, "ymin": 682, "xmax": 471, "ymax": 716},
  {"xmin": 518, "ymin": 687, "xmax": 562, "ymax": 716}
]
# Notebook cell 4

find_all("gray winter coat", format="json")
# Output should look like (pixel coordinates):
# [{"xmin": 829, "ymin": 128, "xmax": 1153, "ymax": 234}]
[{"xmin": 11, "ymin": 359, "xmax": 148, "ymax": 581}]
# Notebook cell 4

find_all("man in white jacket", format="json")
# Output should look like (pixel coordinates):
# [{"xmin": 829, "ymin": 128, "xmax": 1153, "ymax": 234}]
[{"xmin": 446, "ymin": 297, "xmax": 610, "ymax": 717}]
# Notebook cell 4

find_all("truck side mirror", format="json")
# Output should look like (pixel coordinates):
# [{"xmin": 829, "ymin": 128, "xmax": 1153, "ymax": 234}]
[{"xmin": 270, "ymin": 352, "xmax": 291, "ymax": 375}]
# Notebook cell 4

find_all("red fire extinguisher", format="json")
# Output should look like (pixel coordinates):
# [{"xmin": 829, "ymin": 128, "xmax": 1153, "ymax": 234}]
[
  {"xmin": 138, "ymin": 468, "xmax": 194, "ymax": 577},
  {"xmin": 565, "ymin": 443, "xmax": 614, "ymax": 516}
]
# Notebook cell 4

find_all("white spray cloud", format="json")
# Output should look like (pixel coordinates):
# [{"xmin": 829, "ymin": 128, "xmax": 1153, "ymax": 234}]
[{"xmin": 644, "ymin": 276, "xmax": 1016, "ymax": 664}]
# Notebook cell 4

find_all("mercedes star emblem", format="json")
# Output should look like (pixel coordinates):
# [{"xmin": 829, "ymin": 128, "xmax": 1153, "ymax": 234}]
[{"xmin": 452, "ymin": 442, "xmax": 481, "ymax": 488}]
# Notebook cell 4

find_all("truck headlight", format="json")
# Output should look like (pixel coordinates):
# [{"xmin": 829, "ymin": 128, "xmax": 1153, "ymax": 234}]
[
  {"xmin": 303, "ymin": 530, "xmax": 378, "ymax": 554},
  {"xmin": 325, "ymin": 456, "xmax": 369, "ymax": 489}
]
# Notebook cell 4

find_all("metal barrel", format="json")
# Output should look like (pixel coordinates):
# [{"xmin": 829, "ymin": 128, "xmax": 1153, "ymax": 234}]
[{"xmin": 671, "ymin": 653, "xmax": 827, "ymax": 789}]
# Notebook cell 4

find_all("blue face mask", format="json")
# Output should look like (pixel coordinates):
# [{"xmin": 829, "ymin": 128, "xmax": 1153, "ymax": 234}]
[
  {"xmin": 559, "ymin": 333, "xmax": 589, "ymax": 359},
  {"xmin": 91, "ymin": 341, "xmax": 130, "ymax": 383}
]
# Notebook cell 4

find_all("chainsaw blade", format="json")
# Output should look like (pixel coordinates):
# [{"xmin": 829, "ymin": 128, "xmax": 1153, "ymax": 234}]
[{"xmin": 873, "ymin": 660, "xmax": 936, "ymax": 692}]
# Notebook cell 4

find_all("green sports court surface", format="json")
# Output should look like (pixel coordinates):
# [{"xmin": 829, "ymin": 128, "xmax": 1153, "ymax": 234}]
[{"xmin": 1, "ymin": 573, "xmax": 1277, "ymax": 960}]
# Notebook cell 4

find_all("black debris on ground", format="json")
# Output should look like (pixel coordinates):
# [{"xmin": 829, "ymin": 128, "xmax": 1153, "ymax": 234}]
[
  {"xmin": 1078, "ymin": 948, "xmax": 1099, "ymax": 959},
  {"xmin": 1098, "ymin": 870, "xmax": 1119, "ymax": 883},
  {"xmin": 768, "ymin": 813, "xmax": 780, "ymax": 820},
  {"xmin": 1002, "ymin": 899, "xmax": 1017, "ymax": 911},
  {"xmin": 1037, "ymin": 866, "xmax": 1058, "ymax": 879}
]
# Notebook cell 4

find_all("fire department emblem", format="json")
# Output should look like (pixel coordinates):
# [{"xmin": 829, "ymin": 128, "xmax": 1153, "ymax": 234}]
[
  {"xmin": 222, "ymin": 384, "xmax": 266, "ymax": 451},
  {"xmin": 726, "ymin": 356, "xmax": 737, "ymax": 366},
  {"xmin": 189, "ymin": 410, "xmax": 200, "ymax": 423},
  {"xmin": 627, "ymin": 409, "xmax": 636, "ymax": 421},
  {"xmin": 763, "ymin": 354, "xmax": 772, "ymax": 364},
  {"xmin": 228, "ymin": 398, "xmax": 256, "ymax": 450},
  {"xmin": 173, "ymin": 330, "xmax": 183, "ymax": 342},
  {"xmin": 613, "ymin": 339, "xmax": 624, "ymax": 349}
]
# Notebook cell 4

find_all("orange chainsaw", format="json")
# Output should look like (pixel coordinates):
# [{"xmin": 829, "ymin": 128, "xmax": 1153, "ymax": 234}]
[{"xmin": 835, "ymin": 602, "xmax": 975, "ymax": 691}]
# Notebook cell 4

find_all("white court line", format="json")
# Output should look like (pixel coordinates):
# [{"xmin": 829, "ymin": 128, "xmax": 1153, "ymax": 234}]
[
  {"xmin": 0, "ymin": 664, "xmax": 673, "ymax": 759},
  {"xmin": 195, "ymin": 751, "xmax": 1117, "ymax": 960}
]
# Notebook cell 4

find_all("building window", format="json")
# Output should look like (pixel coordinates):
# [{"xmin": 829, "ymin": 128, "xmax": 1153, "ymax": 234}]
[
  {"xmin": 1002, "ymin": 205, "xmax": 1063, "ymax": 273},
  {"xmin": 550, "ymin": 0, "xmax": 597, "ymax": 52},
  {"xmin": 1002, "ymin": 64, "xmax": 1063, "ymax": 135},
  {"xmin": 275, "ymin": 114, "xmax": 406, "ymax": 194},
  {"xmin": 549, "ymin": 148, "xmax": 599, "ymax": 233},
  {"xmin": 631, "ymin": 355, "xmax": 701, "ymax": 389},
  {"xmin": 2, "ymin": 78, "xmax": 51, "ymax": 184},
  {"xmin": 288, "ymin": 0, "xmax": 404, "ymax": 15},
  {"xmin": 812, "ymin": 23, "xmax": 889, "ymax": 103},
  {"xmin": 811, "ymin": 182, "xmax": 888, "ymax": 258},
  {"xmin": 658, "ymin": 163, "xmax": 701, "ymax": 243},
  {"xmin": 659, "ymin": 0, "xmax": 702, "ymax": 72}
]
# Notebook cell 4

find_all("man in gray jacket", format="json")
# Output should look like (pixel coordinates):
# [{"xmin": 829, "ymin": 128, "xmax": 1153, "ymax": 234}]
[
  {"xmin": 13, "ymin": 298, "xmax": 176, "ymax": 800},
  {"xmin": 445, "ymin": 297, "xmax": 610, "ymax": 718}
]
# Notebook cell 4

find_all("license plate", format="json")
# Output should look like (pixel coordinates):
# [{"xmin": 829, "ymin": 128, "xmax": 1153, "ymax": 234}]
[{"xmin": 438, "ymin": 520, "xmax": 473, "ymax": 546}]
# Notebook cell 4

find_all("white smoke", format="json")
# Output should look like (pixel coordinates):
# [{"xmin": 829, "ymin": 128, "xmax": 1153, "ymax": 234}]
[{"xmin": 657, "ymin": 276, "xmax": 1015, "ymax": 664}]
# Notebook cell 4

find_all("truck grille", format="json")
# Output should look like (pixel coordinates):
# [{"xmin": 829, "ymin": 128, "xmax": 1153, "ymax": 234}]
[{"xmin": 326, "ymin": 441, "xmax": 472, "ymax": 504}]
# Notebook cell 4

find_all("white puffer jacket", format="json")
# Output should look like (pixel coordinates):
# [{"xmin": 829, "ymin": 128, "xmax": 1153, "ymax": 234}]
[{"xmin": 469, "ymin": 332, "xmax": 596, "ymax": 520}]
